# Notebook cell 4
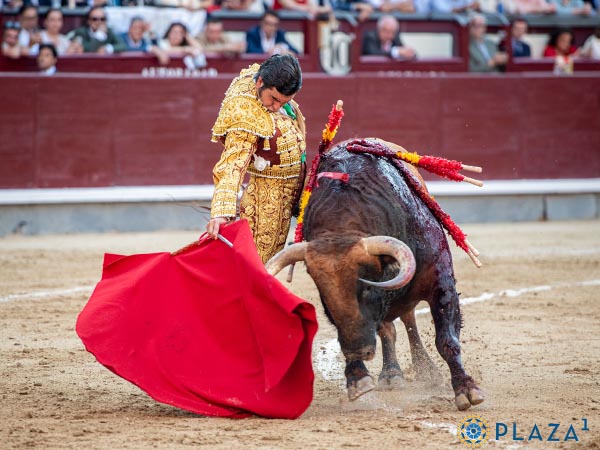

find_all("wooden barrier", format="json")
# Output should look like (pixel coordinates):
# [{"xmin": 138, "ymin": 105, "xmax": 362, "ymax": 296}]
[
  {"xmin": 1, "ymin": 72, "xmax": 598, "ymax": 189},
  {"xmin": 0, "ymin": 51, "xmax": 310, "ymax": 74}
]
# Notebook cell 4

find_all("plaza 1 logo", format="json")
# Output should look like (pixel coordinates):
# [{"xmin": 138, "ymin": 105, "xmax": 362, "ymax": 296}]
[
  {"xmin": 457, "ymin": 415, "xmax": 590, "ymax": 447},
  {"xmin": 457, "ymin": 415, "xmax": 490, "ymax": 447}
]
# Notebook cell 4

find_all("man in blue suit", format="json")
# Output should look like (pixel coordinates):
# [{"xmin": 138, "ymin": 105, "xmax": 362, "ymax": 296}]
[
  {"xmin": 508, "ymin": 18, "xmax": 531, "ymax": 58},
  {"xmin": 246, "ymin": 10, "xmax": 300, "ymax": 55}
]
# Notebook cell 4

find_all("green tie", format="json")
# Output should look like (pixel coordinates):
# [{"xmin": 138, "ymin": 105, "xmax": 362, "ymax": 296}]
[{"xmin": 282, "ymin": 103, "xmax": 296, "ymax": 120}]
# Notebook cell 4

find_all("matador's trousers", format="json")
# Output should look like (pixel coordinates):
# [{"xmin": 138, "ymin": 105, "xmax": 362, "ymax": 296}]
[{"xmin": 240, "ymin": 172, "xmax": 299, "ymax": 264}]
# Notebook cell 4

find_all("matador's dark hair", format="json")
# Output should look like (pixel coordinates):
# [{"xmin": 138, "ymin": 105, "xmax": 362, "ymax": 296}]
[{"xmin": 256, "ymin": 54, "xmax": 302, "ymax": 97}]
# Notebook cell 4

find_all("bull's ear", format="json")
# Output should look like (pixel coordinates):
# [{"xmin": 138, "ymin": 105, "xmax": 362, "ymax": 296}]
[
  {"xmin": 379, "ymin": 254, "xmax": 397, "ymax": 266},
  {"xmin": 356, "ymin": 261, "xmax": 382, "ymax": 286},
  {"xmin": 355, "ymin": 237, "xmax": 416, "ymax": 290},
  {"xmin": 348, "ymin": 241, "xmax": 383, "ymax": 279},
  {"xmin": 349, "ymin": 242, "xmax": 382, "ymax": 271},
  {"xmin": 355, "ymin": 254, "xmax": 383, "ymax": 272}
]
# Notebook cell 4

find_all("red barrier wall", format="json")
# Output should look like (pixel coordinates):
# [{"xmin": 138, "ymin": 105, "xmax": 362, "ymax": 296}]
[{"xmin": 1, "ymin": 72, "xmax": 598, "ymax": 189}]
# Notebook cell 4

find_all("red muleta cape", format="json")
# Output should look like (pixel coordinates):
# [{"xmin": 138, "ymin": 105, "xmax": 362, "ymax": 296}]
[{"xmin": 76, "ymin": 220, "xmax": 317, "ymax": 419}]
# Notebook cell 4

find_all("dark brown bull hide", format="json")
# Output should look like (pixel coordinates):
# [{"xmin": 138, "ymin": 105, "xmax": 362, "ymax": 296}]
[{"xmin": 266, "ymin": 139, "xmax": 484, "ymax": 411}]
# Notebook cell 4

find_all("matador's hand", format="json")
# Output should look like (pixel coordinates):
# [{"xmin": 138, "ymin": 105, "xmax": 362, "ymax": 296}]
[{"xmin": 206, "ymin": 217, "xmax": 231, "ymax": 239}]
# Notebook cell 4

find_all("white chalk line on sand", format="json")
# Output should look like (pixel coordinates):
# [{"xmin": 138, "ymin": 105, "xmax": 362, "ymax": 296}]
[{"xmin": 0, "ymin": 285, "xmax": 95, "ymax": 303}]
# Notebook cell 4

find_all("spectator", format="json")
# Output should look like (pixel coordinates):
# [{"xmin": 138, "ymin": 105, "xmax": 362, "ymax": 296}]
[
  {"xmin": 412, "ymin": 0, "xmax": 433, "ymax": 12},
  {"xmin": 67, "ymin": 0, "xmax": 98, "ymax": 7},
  {"xmin": 37, "ymin": 43, "xmax": 57, "ymax": 75},
  {"xmin": 430, "ymin": 0, "xmax": 481, "ymax": 13},
  {"xmin": 159, "ymin": 22, "xmax": 206, "ymax": 69},
  {"xmin": 580, "ymin": 25, "xmax": 600, "ymax": 59},
  {"xmin": 548, "ymin": 0, "xmax": 594, "ymax": 15},
  {"xmin": 272, "ymin": 0, "xmax": 333, "ymax": 18},
  {"xmin": 504, "ymin": 0, "xmax": 556, "ymax": 14},
  {"xmin": 220, "ymin": 0, "xmax": 265, "ymax": 13},
  {"xmin": 2, "ymin": 22, "xmax": 23, "ymax": 59},
  {"xmin": 368, "ymin": 0, "xmax": 416, "ymax": 13},
  {"xmin": 3, "ymin": 0, "xmax": 22, "ymax": 8},
  {"xmin": 40, "ymin": 8, "xmax": 76, "ymax": 55},
  {"xmin": 120, "ymin": 17, "xmax": 170, "ymax": 65},
  {"xmin": 498, "ymin": 17, "xmax": 531, "ymax": 58},
  {"xmin": 361, "ymin": 14, "xmax": 416, "ymax": 60},
  {"xmin": 543, "ymin": 28, "xmax": 578, "ymax": 57},
  {"xmin": 330, "ymin": 0, "xmax": 374, "ymax": 21},
  {"xmin": 246, "ymin": 10, "xmax": 300, "ymax": 55},
  {"xmin": 154, "ymin": 0, "xmax": 215, "ymax": 10},
  {"xmin": 544, "ymin": 29, "xmax": 578, "ymax": 74},
  {"xmin": 18, "ymin": 4, "xmax": 42, "ymax": 55},
  {"xmin": 468, "ymin": 13, "xmax": 507, "ymax": 72},
  {"xmin": 188, "ymin": 0, "xmax": 216, "ymax": 10},
  {"xmin": 68, "ymin": 6, "xmax": 127, "ymax": 54},
  {"xmin": 197, "ymin": 18, "xmax": 246, "ymax": 56}
]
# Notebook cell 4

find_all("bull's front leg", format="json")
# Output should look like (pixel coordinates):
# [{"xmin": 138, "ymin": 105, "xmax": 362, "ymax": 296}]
[
  {"xmin": 430, "ymin": 289, "xmax": 485, "ymax": 411},
  {"xmin": 376, "ymin": 321, "xmax": 405, "ymax": 390},
  {"xmin": 345, "ymin": 360, "xmax": 375, "ymax": 401}
]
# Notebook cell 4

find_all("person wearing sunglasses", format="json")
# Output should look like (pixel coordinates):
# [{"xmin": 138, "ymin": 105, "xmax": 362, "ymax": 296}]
[
  {"xmin": 2, "ymin": 22, "xmax": 23, "ymax": 59},
  {"xmin": 67, "ymin": 5, "xmax": 127, "ymax": 54}
]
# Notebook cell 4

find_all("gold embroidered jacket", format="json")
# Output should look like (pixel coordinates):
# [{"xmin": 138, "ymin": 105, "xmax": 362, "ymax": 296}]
[{"xmin": 210, "ymin": 64, "xmax": 306, "ymax": 219}]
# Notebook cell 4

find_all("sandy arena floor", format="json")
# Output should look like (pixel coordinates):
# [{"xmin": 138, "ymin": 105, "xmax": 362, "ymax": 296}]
[{"xmin": 1, "ymin": 220, "xmax": 599, "ymax": 449}]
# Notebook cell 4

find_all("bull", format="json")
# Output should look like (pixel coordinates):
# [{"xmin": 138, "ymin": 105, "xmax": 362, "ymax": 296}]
[{"xmin": 266, "ymin": 138, "xmax": 484, "ymax": 411}]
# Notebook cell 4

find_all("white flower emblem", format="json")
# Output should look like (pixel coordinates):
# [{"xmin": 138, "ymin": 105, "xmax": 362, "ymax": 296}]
[{"xmin": 253, "ymin": 155, "xmax": 270, "ymax": 171}]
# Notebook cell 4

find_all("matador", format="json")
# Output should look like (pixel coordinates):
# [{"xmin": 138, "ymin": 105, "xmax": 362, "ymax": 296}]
[{"xmin": 207, "ymin": 56, "xmax": 306, "ymax": 263}]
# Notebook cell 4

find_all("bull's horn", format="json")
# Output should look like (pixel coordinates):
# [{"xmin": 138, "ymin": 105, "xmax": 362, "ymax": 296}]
[
  {"xmin": 265, "ymin": 243, "xmax": 308, "ymax": 276},
  {"xmin": 358, "ymin": 236, "xmax": 416, "ymax": 290}
]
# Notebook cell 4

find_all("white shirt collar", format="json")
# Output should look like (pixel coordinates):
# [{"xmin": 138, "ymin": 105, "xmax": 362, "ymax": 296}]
[
  {"xmin": 259, "ymin": 29, "xmax": 276, "ymax": 53},
  {"xmin": 41, "ymin": 66, "xmax": 57, "ymax": 76}
]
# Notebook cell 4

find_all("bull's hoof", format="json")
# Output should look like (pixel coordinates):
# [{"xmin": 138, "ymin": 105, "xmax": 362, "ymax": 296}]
[
  {"xmin": 468, "ymin": 387, "xmax": 485, "ymax": 405},
  {"xmin": 376, "ymin": 375, "xmax": 405, "ymax": 391},
  {"xmin": 455, "ymin": 393, "xmax": 471, "ymax": 411},
  {"xmin": 455, "ymin": 387, "xmax": 485, "ymax": 411},
  {"xmin": 348, "ymin": 375, "xmax": 375, "ymax": 401}
]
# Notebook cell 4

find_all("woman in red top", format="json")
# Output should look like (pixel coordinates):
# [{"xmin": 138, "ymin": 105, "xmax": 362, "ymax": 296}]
[{"xmin": 543, "ymin": 29, "xmax": 578, "ymax": 57}]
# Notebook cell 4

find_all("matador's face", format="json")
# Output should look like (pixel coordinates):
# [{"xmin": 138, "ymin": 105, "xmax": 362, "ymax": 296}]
[{"xmin": 255, "ymin": 76, "xmax": 295, "ymax": 113}]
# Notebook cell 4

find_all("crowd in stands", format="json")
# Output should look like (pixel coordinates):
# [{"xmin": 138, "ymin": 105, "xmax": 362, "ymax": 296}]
[
  {"xmin": 1, "ymin": 0, "xmax": 597, "ymax": 15},
  {"xmin": 467, "ymin": 12, "xmax": 600, "ymax": 71},
  {"xmin": 1, "ymin": 0, "xmax": 599, "ymax": 74}
]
